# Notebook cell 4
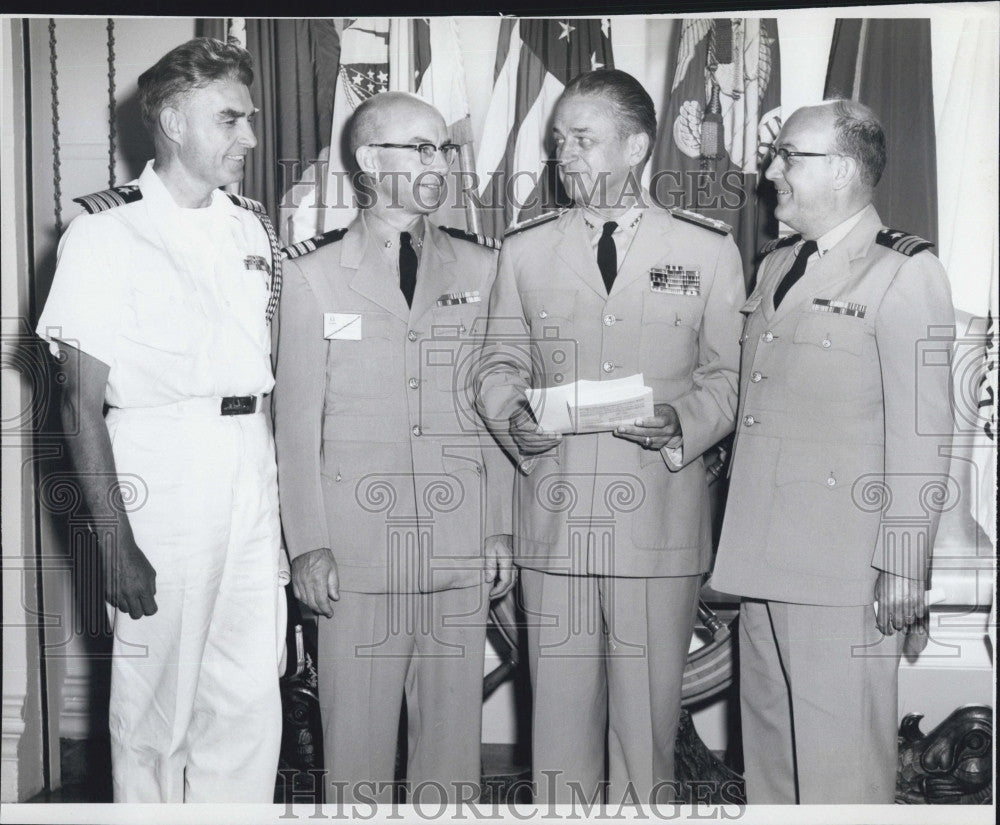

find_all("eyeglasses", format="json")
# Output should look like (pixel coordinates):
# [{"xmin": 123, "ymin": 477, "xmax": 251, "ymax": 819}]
[
  {"xmin": 367, "ymin": 142, "xmax": 460, "ymax": 166},
  {"xmin": 761, "ymin": 144, "xmax": 832, "ymax": 164}
]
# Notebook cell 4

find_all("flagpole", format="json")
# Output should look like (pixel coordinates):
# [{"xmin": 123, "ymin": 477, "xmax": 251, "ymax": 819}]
[
  {"xmin": 453, "ymin": 115, "xmax": 481, "ymax": 235},
  {"xmin": 852, "ymin": 19, "xmax": 868, "ymax": 101}
]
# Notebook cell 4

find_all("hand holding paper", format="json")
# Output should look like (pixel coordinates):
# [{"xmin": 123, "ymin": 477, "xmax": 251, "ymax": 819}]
[
  {"xmin": 509, "ymin": 405, "xmax": 563, "ymax": 456},
  {"xmin": 614, "ymin": 403, "xmax": 683, "ymax": 451},
  {"xmin": 525, "ymin": 374, "xmax": 655, "ymax": 435}
]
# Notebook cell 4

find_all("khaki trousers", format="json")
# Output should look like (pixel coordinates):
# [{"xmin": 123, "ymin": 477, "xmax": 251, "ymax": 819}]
[{"xmin": 739, "ymin": 599, "xmax": 904, "ymax": 804}]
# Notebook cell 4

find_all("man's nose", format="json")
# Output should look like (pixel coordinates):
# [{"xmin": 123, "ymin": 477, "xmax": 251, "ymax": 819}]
[
  {"xmin": 555, "ymin": 141, "xmax": 575, "ymax": 165},
  {"xmin": 764, "ymin": 153, "xmax": 783, "ymax": 181},
  {"xmin": 240, "ymin": 119, "xmax": 258, "ymax": 149}
]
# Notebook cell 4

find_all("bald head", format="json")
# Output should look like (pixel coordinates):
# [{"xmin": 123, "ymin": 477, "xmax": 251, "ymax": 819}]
[
  {"xmin": 799, "ymin": 99, "xmax": 886, "ymax": 190},
  {"xmin": 349, "ymin": 92, "xmax": 443, "ymax": 156}
]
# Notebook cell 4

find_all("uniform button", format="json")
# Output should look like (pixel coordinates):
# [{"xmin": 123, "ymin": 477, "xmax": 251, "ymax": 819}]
[
  {"xmin": 602, "ymin": 360, "xmax": 615, "ymax": 373},
  {"xmin": 762, "ymin": 331, "xmax": 774, "ymax": 343},
  {"xmin": 539, "ymin": 310, "xmax": 549, "ymax": 319},
  {"xmin": 739, "ymin": 334, "xmax": 749, "ymax": 344},
  {"xmin": 826, "ymin": 476, "xmax": 837, "ymax": 487},
  {"xmin": 408, "ymin": 378, "xmax": 419, "ymax": 389},
  {"xmin": 822, "ymin": 338, "xmax": 832, "ymax": 348},
  {"xmin": 407, "ymin": 330, "xmax": 418, "ymax": 341},
  {"xmin": 750, "ymin": 371, "xmax": 763, "ymax": 383},
  {"xmin": 743, "ymin": 415, "xmax": 756, "ymax": 427},
  {"xmin": 603, "ymin": 314, "xmax": 616, "ymax": 326},
  {"xmin": 412, "ymin": 425, "xmax": 422, "ymax": 437}
]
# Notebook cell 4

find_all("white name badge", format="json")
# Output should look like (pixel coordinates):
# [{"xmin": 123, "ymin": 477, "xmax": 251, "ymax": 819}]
[{"xmin": 324, "ymin": 313, "xmax": 362, "ymax": 340}]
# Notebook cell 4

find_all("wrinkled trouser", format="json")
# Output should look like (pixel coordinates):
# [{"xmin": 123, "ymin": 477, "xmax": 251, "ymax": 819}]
[
  {"xmin": 318, "ymin": 583, "xmax": 488, "ymax": 804},
  {"xmin": 520, "ymin": 570, "xmax": 702, "ymax": 805},
  {"xmin": 105, "ymin": 406, "xmax": 284, "ymax": 802}
]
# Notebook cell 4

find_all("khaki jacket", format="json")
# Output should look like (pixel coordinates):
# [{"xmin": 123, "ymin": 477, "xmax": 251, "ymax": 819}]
[
  {"xmin": 711, "ymin": 205, "xmax": 955, "ymax": 606},
  {"xmin": 477, "ymin": 205, "xmax": 745, "ymax": 577},
  {"xmin": 273, "ymin": 215, "xmax": 513, "ymax": 593}
]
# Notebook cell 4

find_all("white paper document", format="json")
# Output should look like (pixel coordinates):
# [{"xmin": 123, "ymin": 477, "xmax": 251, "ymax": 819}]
[{"xmin": 526, "ymin": 374, "xmax": 654, "ymax": 435}]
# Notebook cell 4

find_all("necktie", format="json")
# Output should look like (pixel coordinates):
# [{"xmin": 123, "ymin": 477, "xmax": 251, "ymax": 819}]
[
  {"xmin": 773, "ymin": 239, "xmax": 818, "ymax": 309},
  {"xmin": 597, "ymin": 221, "xmax": 619, "ymax": 294},
  {"xmin": 399, "ymin": 231, "xmax": 417, "ymax": 308}
]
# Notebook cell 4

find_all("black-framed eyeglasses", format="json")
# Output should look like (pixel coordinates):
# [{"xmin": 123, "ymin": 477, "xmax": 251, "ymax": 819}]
[
  {"xmin": 761, "ymin": 143, "xmax": 832, "ymax": 164},
  {"xmin": 367, "ymin": 142, "xmax": 460, "ymax": 165}
]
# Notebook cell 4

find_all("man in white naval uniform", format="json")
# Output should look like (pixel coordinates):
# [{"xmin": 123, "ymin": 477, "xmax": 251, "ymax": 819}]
[{"xmin": 36, "ymin": 38, "xmax": 285, "ymax": 802}]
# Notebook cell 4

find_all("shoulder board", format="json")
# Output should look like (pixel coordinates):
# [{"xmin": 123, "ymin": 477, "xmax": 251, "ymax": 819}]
[
  {"xmin": 875, "ymin": 229, "xmax": 934, "ymax": 257},
  {"xmin": 225, "ymin": 192, "xmax": 266, "ymax": 215},
  {"xmin": 669, "ymin": 207, "xmax": 732, "ymax": 235},
  {"xmin": 759, "ymin": 234, "xmax": 801, "ymax": 256},
  {"xmin": 73, "ymin": 185, "xmax": 142, "ymax": 214},
  {"xmin": 504, "ymin": 209, "xmax": 566, "ymax": 238},
  {"xmin": 439, "ymin": 226, "xmax": 502, "ymax": 250},
  {"xmin": 281, "ymin": 227, "xmax": 349, "ymax": 260}
]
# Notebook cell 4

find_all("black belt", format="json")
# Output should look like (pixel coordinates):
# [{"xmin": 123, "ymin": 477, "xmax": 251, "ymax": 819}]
[{"xmin": 220, "ymin": 396, "xmax": 258, "ymax": 415}]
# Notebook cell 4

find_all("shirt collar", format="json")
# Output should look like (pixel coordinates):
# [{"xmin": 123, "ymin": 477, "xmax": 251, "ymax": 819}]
[
  {"xmin": 813, "ymin": 206, "xmax": 868, "ymax": 257},
  {"xmin": 138, "ymin": 159, "xmax": 237, "ymax": 217},
  {"xmin": 581, "ymin": 202, "xmax": 644, "ymax": 235},
  {"xmin": 362, "ymin": 209, "xmax": 426, "ymax": 254}
]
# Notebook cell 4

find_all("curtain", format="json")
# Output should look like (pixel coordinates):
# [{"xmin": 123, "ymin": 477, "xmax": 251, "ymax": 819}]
[
  {"xmin": 241, "ymin": 19, "xmax": 340, "ymax": 222},
  {"xmin": 825, "ymin": 18, "xmax": 938, "ymax": 245}
]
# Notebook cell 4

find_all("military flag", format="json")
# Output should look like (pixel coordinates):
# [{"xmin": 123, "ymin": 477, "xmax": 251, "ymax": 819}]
[{"xmin": 651, "ymin": 18, "xmax": 781, "ymax": 285}]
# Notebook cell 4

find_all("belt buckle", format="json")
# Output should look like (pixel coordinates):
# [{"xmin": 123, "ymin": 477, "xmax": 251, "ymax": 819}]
[{"xmin": 220, "ymin": 396, "xmax": 256, "ymax": 416}]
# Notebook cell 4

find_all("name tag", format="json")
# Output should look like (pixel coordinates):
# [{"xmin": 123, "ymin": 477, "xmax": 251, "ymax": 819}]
[
  {"xmin": 244, "ymin": 254, "xmax": 270, "ymax": 274},
  {"xmin": 812, "ymin": 298, "xmax": 866, "ymax": 318},
  {"xmin": 324, "ymin": 313, "xmax": 362, "ymax": 340},
  {"xmin": 436, "ymin": 291, "xmax": 481, "ymax": 306},
  {"xmin": 650, "ymin": 266, "xmax": 700, "ymax": 296}
]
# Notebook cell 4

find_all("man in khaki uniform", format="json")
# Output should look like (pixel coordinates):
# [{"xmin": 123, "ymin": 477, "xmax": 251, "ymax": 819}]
[
  {"xmin": 476, "ymin": 70, "xmax": 744, "ymax": 803},
  {"xmin": 273, "ymin": 92, "xmax": 514, "ymax": 803},
  {"xmin": 711, "ymin": 100, "xmax": 955, "ymax": 804}
]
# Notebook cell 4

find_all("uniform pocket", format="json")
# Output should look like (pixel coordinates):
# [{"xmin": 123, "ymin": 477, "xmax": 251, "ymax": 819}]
[
  {"xmin": 639, "ymin": 292, "xmax": 701, "ymax": 380},
  {"xmin": 764, "ymin": 443, "xmax": 882, "ymax": 579},
  {"xmin": 325, "ymin": 311, "xmax": 400, "ymax": 399}
]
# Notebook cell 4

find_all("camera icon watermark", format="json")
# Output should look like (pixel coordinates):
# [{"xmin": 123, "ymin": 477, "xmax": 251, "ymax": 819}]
[{"xmin": 917, "ymin": 317, "xmax": 997, "ymax": 440}]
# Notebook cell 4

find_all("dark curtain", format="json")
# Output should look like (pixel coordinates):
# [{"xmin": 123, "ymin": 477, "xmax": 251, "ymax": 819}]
[
  {"xmin": 825, "ymin": 19, "xmax": 938, "ymax": 245},
  {"xmin": 242, "ymin": 20, "xmax": 340, "ymax": 222},
  {"xmin": 195, "ymin": 18, "xmax": 226, "ymax": 41}
]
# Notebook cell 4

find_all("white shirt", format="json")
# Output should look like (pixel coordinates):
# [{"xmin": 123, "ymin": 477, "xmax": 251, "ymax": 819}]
[
  {"xmin": 36, "ymin": 161, "xmax": 275, "ymax": 408},
  {"xmin": 799, "ymin": 205, "xmax": 869, "ymax": 267},
  {"xmin": 581, "ymin": 203, "xmax": 644, "ymax": 272}
]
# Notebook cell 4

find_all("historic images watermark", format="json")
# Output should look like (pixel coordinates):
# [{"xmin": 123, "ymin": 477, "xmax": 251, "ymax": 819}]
[
  {"xmin": 277, "ymin": 164, "xmax": 753, "ymax": 214},
  {"xmin": 275, "ymin": 771, "xmax": 746, "ymax": 819}
]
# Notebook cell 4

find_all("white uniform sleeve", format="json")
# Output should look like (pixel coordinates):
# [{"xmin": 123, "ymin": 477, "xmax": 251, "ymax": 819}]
[{"xmin": 36, "ymin": 214, "xmax": 128, "ymax": 369}]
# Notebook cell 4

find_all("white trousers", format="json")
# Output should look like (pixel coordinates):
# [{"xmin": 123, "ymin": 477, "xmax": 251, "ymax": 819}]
[{"xmin": 105, "ymin": 407, "xmax": 284, "ymax": 802}]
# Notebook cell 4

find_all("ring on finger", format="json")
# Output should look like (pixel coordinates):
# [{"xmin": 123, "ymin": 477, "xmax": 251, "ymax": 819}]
[{"xmin": 644, "ymin": 436, "xmax": 651, "ymax": 448}]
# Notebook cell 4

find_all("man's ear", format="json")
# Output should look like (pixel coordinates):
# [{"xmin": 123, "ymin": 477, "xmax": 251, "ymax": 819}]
[
  {"xmin": 626, "ymin": 132, "xmax": 649, "ymax": 168},
  {"xmin": 355, "ymin": 145, "xmax": 378, "ymax": 176},
  {"xmin": 831, "ymin": 153, "xmax": 859, "ymax": 191},
  {"xmin": 159, "ymin": 106, "xmax": 184, "ymax": 146}
]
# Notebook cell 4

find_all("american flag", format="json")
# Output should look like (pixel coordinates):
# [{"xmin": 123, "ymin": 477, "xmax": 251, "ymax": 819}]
[
  {"xmin": 289, "ymin": 18, "xmax": 471, "ymax": 242},
  {"xmin": 475, "ymin": 19, "xmax": 614, "ymax": 240}
]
